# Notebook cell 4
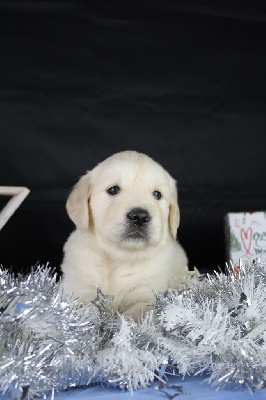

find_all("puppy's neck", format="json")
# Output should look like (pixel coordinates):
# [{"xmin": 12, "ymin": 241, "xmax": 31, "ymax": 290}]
[{"xmin": 82, "ymin": 229, "xmax": 167, "ymax": 263}]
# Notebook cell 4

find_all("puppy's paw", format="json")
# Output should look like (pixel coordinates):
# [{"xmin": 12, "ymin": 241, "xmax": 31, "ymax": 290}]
[{"xmin": 174, "ymin": 266, "xmax": 202, "ymax": 288}]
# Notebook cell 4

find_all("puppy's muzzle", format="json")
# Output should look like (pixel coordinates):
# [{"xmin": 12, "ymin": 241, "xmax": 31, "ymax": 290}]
[
  {"xmin": 126, "ymin": 208, "xmax": 151, "ymax": 226},
  {"xmin": 123, "ymin": 207, "xmax": 151, "ymax": 241}
]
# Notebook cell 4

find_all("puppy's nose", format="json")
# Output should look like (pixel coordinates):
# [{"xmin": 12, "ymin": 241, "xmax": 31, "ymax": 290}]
[{"xmin": 127, "ymin": 208, "xmax": 151, "ymax": 226}]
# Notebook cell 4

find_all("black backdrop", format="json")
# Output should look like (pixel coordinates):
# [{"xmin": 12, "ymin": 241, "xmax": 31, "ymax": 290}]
[{"xmin": 0, "ymin": 1, "xmax": 265, "ymax": 274}]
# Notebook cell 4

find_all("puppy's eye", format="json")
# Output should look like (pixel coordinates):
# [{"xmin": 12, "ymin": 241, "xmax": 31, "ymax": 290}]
[
  {"xmin": 153, "ymin": 190, "xmax": 162, "ymax": 200},
  {"xmin": 107, "ymin": 185, "xmax": 120, "ymax": 195}
]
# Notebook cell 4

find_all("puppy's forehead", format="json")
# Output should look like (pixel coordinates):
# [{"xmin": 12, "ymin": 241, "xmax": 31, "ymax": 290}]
[{"xmin": 93, "ymin": 153, "xmax": 172, "ymax": 192}]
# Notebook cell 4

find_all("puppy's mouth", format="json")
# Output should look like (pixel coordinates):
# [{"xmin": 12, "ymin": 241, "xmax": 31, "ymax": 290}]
[{"xmin": 123, "ymin": 227, "xmax": 149, "ymax": 241}]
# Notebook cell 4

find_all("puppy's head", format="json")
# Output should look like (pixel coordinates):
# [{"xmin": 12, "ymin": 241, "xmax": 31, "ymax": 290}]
[{"xmin": 66, "ymin": 151, "xmax": 180, "ymax": 252}]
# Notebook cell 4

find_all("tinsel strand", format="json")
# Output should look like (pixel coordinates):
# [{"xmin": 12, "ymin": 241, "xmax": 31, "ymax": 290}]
[{"xmin": 0, "ymin": 259, "xmax": 265, "ymax": 399}]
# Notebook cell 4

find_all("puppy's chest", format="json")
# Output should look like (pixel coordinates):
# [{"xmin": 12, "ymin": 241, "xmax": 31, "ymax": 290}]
[
  {"xmin": 100, "ymin": 260, "xmax": 144, "ymax": 290},
  {"xmin": 98, "ymin": 253, "xmax": 172, "ymax": 295}
]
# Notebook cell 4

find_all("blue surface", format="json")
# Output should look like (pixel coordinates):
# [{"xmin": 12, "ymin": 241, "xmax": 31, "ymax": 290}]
[
  {"xmin": 53, "ymin": 375, "xmax": 265, "ymax": 400},
  {"xmin": 1, "ymin": 374, "xmax": 265, "ymax": 399}
]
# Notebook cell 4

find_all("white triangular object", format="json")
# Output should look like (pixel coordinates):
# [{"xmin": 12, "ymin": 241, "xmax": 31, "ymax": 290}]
[{"xmin": 0, "ymin": 186, "xmax": 30, "ymax": 231}]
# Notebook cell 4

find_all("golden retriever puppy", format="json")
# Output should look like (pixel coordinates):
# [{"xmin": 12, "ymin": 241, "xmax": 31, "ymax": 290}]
[{"xmin": 61, "ymin": 151, "xmax": 191, "ymax": 319}]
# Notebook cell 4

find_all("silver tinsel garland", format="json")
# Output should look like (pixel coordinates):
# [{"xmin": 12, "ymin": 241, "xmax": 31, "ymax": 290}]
[{"xmin": 0, "ymin": 259, "xmax": 265, "ymax": 399}]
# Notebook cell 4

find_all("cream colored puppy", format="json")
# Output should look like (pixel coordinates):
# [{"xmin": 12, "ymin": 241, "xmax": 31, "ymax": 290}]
[{"xmin": 61, "ymin": 151, "xmax": 190, "ymax": 319}]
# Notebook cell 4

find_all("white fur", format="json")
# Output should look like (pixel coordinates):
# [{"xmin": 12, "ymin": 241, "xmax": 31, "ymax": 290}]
[{"xmin": 61, "ymin": 151, "xmax": 190, "ymax": 319}]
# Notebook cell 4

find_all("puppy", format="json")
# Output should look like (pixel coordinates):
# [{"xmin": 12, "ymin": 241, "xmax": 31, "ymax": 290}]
[{"xmin": 61, "ymin": 151, "xmax": 192, "ymax": 319}]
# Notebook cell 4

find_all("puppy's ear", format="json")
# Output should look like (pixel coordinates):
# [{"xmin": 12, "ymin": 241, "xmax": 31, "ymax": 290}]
[
  {"xmin": 66, "ymin": 173, "xmax": 92, "ymax": 232},
  {"xmin": 169, "ymin": 178, "xmax": 180, "ymax": 239}
]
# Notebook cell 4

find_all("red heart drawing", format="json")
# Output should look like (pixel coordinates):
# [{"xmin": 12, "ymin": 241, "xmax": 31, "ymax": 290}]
[{"xmin": 240, "ymin": 227, "xmax": 252, "ymax": 255}]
